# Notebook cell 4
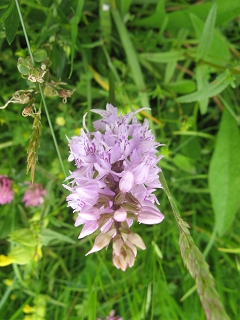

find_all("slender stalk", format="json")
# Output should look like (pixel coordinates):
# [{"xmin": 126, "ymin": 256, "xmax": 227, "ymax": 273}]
[
  {"xmin": 0, "ymin": 280, "xmax": 13, "ymax": 311},
  {"xmin": 38, "ymin": 85, "xmax": 67, "ymax": 178},
  {"xmin": 15, "ymin": 0, "xmax": 34, "ymax": 64},
  {"xmin": 15, "ymin": 0, "xmax": 67, "ymax": 178},
  {"xmin": 82, "ymin": 51, "xmax": 92, "ymax": 128},
  {"xmin": 159, "ymin": 171, "xmax": 229, "ymax": 320},
  {"xmin": 203, "ymin": 226, "xmax": 217, "ymax": 257}
]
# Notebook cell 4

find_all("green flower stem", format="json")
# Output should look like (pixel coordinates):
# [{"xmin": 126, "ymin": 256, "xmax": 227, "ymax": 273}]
[
  {"xmin": 15, "ymin": 0, "xmax": 34, "ymax": 64},
  {"xmin": 0, "ymin": 279, "xmax": 13, "ymax": 311},
  {"xmin": 82, "ymin": 51, "xmax": 92, "ymax": 128},
  {"xmin": 38, "ymin": 86, "xmax": 67, "ymax": 178},
  {"xmin": 203, "ymin": 226, "xmax": 217, "ymax": 257},
  {"xmin": 159, "ymin": 171, "xmax": 229, "ymax": 320},
  {"xmin": 15, "ymin": 0, "xmax": 67, "ymax": 178}
]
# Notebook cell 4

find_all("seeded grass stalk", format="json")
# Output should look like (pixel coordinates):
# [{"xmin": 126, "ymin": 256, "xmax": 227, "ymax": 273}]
[
  {"xmin": 15, "ymin": 0, "xmax": 67, "ymax": 179},
  {"xmin": 159, "ymin": 171, "xmax": 230, "ymax": 320},
  {"xmin": 26, "ymin": 113, "xmax": 41, "ymax": 182}
]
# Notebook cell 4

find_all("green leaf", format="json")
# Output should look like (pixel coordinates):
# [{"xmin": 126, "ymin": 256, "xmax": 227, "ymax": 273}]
[
  {"xmin": 111, "ymin": 5, "xmax": 149, "ymax": 108},
  {"xmin": 9, "ymin": 246, "xmax": 34, "ymax": 265},
  {"xmin": 69, "ymin": 0, "xmax": 84, "ymax": 78},
  {"xmin": 167, "ymin": 0, "xmax": 240, "ymax": 33},
  {"xmin": 100, "ymin": 0, "xmax": 111, "ymax": 45},
  {"xmin": 33, "ymin": 49, "xmax": 47, "ymax": 62},
  {"xmin": 165, "ymin": 80, "xmax": 196, "ymax": 94},
  {"xmin": 139, "ymin": 50, "xmax": 185, "ymax": 63},
  {"xmin": 190, "ymin": 13, "xmax": 230, "ymax": 62},
  {"xmin": 131, "ymin": 1, "xmax": 165, "ymax": 28},
  {"xmin": 9, "ymin": 229, "xmax": 38, "ymax": 247},
  {"xmin": 132, "ymin": 0, "xmax": 240, "ymax": 32},
  {"xmin": 117, "ymin": 0, "xmax": 132, "ymax": 17},
  {"xmin": 196, "ymin": 2, "xmax": 217, "ymax": 61},
  {"xmin": 195, "ymin": 64, "xmax": 209, "ymax": 114},
  {"xmin": 181, "ymin": 136, "xmax": 201, "ymax": 160},
  {"xmin": 173, "ymin": 154, "xmax": 196, "ymax": 174},
  {"xmin": 176, "ymin": 71, "xmax": 233, "ymax": 103},
  {"xmin": 39, "ymin": 228, "xmax": 75, "ymax": 245},
  {"xmin": 164, "ymin": 60, "xmax": 177, "ymax": 84},
  {"xmin": 0, "ymin": 0, "xmax": 14, "ymax": 24},
  {"xmin": 17, "ymin": 63, "xmax": 30, "ymax": 75},
  {"xmin": 4, "ymin": 0, "xmax": 19, "ymax": 45},
  {"xmin": 208, "ymin": 107, "xmax": 240, "ymax": 236}
]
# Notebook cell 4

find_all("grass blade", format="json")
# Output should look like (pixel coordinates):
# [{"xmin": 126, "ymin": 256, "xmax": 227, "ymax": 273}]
[
  {"xmin": 197, "ymin": 2, "xmax": 217, "ymax": 61},
  {"xmin": 69, "ymin": 0, "xmax": 85, "ymax": 78},
  {"xmin": 111, "ymin": 2, "xmax": 150, "ymax": 109}
]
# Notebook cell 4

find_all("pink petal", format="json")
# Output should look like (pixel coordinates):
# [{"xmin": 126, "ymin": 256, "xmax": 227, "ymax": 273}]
[
  {"xmin": 86, "ymin": 229, "xmax": 115, "ymax": 255},
  {"xmin": 78, "ymin": 221, "xmax": 98, "ymax": 238},
  {"xmin": 119, "ymin": 171, "xmax": 134, "ymax": 192},
  {"xmin": 138, "ymin": 210, "xmax": 164, "ymax": 225},
  {"xmin": 101, "ymin": 218, "xmax": 114, "ymax": 233},
  {"xmin": 114, "ymin": 207, "xmax": 127, "ymax": 222},
  {"xmin": 126, "ymin": 248, "xmax": 136, "ymax": 268},
  {"xmin": 132, "ymin": 163, "xmax": 149, "ymax": 184},
  {"xmin": 74, "ymin": 215, "xmax": 86, "ymax": 226},
  {"xmin": 113, "ymin": 254, "xmax": 127, "ymax": 271},
  {"xmin": 125, "ymin": 242, "xmax": 137, "ymax": 257},
  {"xmin": 127, "ymin": 233, "xmax": 146, "ymax": 250},
  {"xmin": 113, "ymin": 237, "xmax": 124, "ymax": 256},
  {"xmin": 80, "ymin": 207, "xmax": 100, "ymax": 221}
]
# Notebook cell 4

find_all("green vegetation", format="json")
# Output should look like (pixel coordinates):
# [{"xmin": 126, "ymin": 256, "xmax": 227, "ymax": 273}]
[{"xmin": 0, "ymin": 0, "xmax": 240, "ymax": 319}]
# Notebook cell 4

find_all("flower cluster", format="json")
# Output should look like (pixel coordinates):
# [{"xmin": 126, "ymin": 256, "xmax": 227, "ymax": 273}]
[
  {"xmin": 0, "ymin": 176, "xmax": 46, "ymax": 208},
  {"xmin": 22, "ymin": 183, "xmax": 46, "ymax": 207},
  {"xmin": 0, "ymin": 175, "xmax": 14, "ymax": 205},
  {"xmin": 64, "ymin": 104, "xmax": 164, "ymax": 271},
  {"xmin": 22, "ymin": 182, "xmax": 46, "ymax": 207}
]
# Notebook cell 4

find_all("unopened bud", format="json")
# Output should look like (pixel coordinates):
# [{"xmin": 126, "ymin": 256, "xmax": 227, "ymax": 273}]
[
  {"xmin": 114, "ymin": 191, "xmax": 125, "ymax": 205},
  {"xmin": 33, "ymin": 49, "xmax": 47, "ymax": 62}
]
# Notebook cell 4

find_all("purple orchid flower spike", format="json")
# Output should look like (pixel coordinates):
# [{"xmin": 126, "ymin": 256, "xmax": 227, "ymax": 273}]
[{"xmin": 63, "ymin": 104, "xmax": 164, "ymax": 270}]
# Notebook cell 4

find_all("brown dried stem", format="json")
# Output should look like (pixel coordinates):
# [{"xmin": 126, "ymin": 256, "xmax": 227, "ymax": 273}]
[{"xmin": 26, "ymin": 113, "xmax": 42, "ymax": 183}]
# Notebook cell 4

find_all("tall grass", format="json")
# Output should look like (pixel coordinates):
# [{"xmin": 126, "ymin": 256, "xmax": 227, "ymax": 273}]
[{"xmin": 0, "ymin": 0, "xmax": 240, "ymax": 319}]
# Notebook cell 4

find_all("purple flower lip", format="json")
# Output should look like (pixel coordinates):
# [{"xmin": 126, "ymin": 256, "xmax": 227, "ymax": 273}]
[{"xmin": 63, "ymin": 104, "xmax": 164, "ymax": 270}]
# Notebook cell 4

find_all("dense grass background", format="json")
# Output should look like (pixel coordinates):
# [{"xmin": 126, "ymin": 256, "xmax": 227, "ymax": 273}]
[{"xmin": 0, "ymin": 0, "xmax": 240, "ymax": 319}]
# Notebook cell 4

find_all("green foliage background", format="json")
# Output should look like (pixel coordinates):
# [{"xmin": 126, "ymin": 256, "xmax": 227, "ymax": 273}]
[{"xmin": 0, "ymin": 0, "xmax": 240, "ymax": 319}]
